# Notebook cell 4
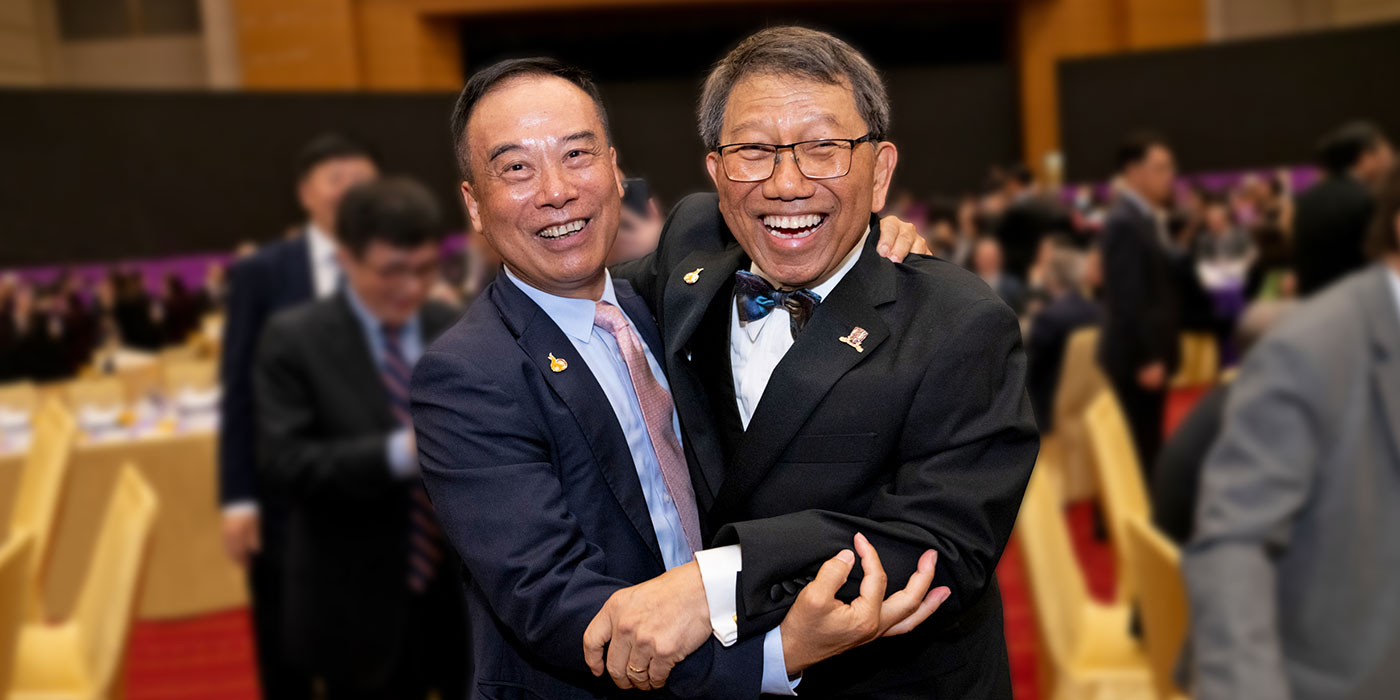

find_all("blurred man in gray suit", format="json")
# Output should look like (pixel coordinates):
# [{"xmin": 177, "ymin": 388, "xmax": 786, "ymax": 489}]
[{"xmin": 1184, "ymin": 163, "xmax": 1400, "ymax": 700}]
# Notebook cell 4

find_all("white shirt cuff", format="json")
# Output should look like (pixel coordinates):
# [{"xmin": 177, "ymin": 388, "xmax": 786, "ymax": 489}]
[
  {"xmin": 694, "ymin": 544, "xmax": 743, "ymax": 646},
  {"xmin": 761, "ymin": 625, "xmax": 801, "ymax": 695},
  {"xmin": 386, "ymin": 428, "xmax": 418, "ymax": 478},
  {"xmin": 222, "ymin": 500, "xmax": 259, "ymax": 516}
]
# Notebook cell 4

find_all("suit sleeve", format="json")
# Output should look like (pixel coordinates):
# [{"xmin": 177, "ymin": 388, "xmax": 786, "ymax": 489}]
[
  {"xmin": 253, "ymin": 317, "xmax": 399, "ymax": 505},
  {"xmin": 218, "ymin": 257, "xmax": 264, "ymax": 506},
  {"xmin": 714, "ymin": 298, "xmax": 1039, "ymax": 636},
  {"xmin": 1183, "ymin": 336, "xmax": 1321, "ymax": 700},
  {"xmin": 410, "ymin": 348, "xmax": 762, "ymax": 698}
]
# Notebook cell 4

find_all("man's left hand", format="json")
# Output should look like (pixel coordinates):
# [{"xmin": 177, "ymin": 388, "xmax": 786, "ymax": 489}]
[
  {"xmin": 583, "ymin": 559, "xmax": 712, "ymax": 691},
  {"xmin": 875, "ymin": 216, "xmax": 931, "ymax": 262}
]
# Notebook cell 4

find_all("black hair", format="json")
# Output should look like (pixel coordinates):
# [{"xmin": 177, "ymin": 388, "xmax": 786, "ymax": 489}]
[
  {"xmin": 449, "ymin": 57, "xmax": 610, "ymax": 182},
  {"xmin": 1317, "ymin": 121, "xmax": 1388, "ymax": 176},
  {"xmin": 293, "ymin": 133, "xmax": 378, "ymax": 184},
  {"xmin": 335, "ymin": 177, "xmax": 444, "ymax": 257},
  {"xmin": 1116, "ymin": 130, "xmax": 1170, "ymax": 173}
]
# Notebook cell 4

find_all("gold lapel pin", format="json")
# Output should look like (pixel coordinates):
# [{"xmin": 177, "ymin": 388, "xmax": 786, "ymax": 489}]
[
  {"xmin": 683, "ymin": 267, "xmax": 704, "ymax": 284},
  {"xmin": 839, "ymin": 326, "xmax": 869, "ymax": 353},
  {"xmin": 547, "ymin": 353, "xmax": 568, "ymax": 372}
]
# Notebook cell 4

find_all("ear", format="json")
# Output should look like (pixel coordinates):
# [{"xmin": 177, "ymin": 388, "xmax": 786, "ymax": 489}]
[
  {"xmin": 705, "ymin": 151, "xmax": 721, "ymax": 190},
  {"xmin": 611, "ymin": 147, "xmax": 624, "ymax": 198},
  {"xmin": 869, "ymin": 141, "xmax": 899, "ymax": 213},
  {"xmin": 461, "ymin": 180, "xmax": 483, "ymax": 235}
]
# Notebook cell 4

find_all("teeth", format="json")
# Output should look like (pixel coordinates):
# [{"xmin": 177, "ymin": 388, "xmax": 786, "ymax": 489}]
[
  {"xmin": 539, "ymin": 219, "xmax": 586, "ymax": 239},
  {"xmin": 762, "ymin": 214, "xmax": 824, "ymax": 231}
]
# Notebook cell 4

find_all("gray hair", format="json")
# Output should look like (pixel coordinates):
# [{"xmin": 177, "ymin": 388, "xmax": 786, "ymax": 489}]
[{"xmin": 697, "ymin": 26, "xmax": 890, "ymax": 151}]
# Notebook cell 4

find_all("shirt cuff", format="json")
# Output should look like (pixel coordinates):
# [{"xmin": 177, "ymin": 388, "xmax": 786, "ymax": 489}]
[
  {"xmin": 386, "ymin": 428, "xmax": 418, "ymax": 478},
  {"xmin": 222, "ymin": 500, "xmax": 259, "ymax": 516},
  {"xmin": 761, "ymin": 625, "xmax": 801, "ymax": 695},
  {"xmin": 694, "ymin": 544, "xmax": 742, "ymax": 646}
]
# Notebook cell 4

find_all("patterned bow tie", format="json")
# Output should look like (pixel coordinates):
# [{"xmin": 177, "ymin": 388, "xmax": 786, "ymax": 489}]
[{"xmin": 733, "ymin": 269, "xmax": 823, "ymax": 338}]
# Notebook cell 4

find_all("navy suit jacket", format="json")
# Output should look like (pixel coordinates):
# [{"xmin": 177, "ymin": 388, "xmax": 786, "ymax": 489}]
[
  {"xmin": 219, "ymin": 234, "xmax": 314, "ymax": 517},
  {"xmin": 410, "ymin": 272, "xmax": 762, "ymax": 699}
]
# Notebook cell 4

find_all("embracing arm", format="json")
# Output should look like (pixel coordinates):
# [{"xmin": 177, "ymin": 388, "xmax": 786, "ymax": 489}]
[
  {"xmin": 718, "ymin": 298, "xmax": 1038, "ymax": 636},
  {"xmin": 410, "ymin": 347, "xmax": 762, "ymax": 697}
]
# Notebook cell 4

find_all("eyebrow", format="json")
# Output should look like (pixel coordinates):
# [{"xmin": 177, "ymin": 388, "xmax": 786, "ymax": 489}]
[
  {"xmin": 486, "ymin": 130, "xmax": 598, "ymax": 162},
  {"xmin": 726, "ymin": 114, "xmax": 845, "ymax": 141}
]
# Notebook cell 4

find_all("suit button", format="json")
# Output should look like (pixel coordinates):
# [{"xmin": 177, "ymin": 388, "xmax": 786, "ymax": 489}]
[
  {"xmin": 781, "ymin": 580, "xmax": 800, "ymax": 595},
  {"xmin": 769, "ymin": 584, "xmax": 784, "ymax": 602}
]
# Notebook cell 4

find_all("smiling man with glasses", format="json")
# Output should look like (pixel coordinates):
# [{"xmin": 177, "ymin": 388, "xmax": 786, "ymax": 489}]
[{"xmin": 591, "ymin": 26, "xmax": 1039, "ymax": 698}]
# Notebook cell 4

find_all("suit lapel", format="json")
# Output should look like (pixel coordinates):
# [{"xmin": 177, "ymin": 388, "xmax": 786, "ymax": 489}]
[
  {"xmin": 661, "ymin": 245, "xmax": 749, "ymax": 501},
  {"xmin": 1361, "ymin": 266, "xmax": 1400, "ymax": 464},
  {"xmin": 490, "ymin": 275, "xmax": 665, "ymax": 567},
  {"xmin": 615, "ymin": 280, "xmax": 665, "ymax": 378},
  {"xmin": 711, "ymin": 235, "xmax": 897, "ymax": 521}
]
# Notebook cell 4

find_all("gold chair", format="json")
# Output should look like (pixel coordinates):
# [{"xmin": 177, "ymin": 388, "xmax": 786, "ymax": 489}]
[
  {"xmin": 9, "ymin": 399, "xmax": 78, "ymax": 622},
  {"xmin": 0, "ymin": 531, "xmax": 36, "ymax": 695},
  {"xmin": 1085, "ymin": 389, "xmax": 1153, "ymax": 604},
  {"xmin": 1124, "ymin": 516, "xmax": 1191, "ymax": 700},
  {"xmin": 1171, "ymin": 333, "xmax": 1220, "ymax": 389},
  {"xmin": 8, "ymin": 465, "xmax": 159, "ymax": 700},
  {"xmin": 1016, "ymin": 461, "xmax": 1153, "ymax": 700},
  {"xmin": 1049, "ymin": 327, "xmax": 1110, "ymax": 502}
]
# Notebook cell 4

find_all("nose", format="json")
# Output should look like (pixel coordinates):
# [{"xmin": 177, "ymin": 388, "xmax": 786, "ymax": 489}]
[
  {"xmin": 762, "ymin": 150, "xmax": 816, "ymax": 202},
  {"xmin": 535, "ymin": 161, "xmax": 579, "ymax": 209}
]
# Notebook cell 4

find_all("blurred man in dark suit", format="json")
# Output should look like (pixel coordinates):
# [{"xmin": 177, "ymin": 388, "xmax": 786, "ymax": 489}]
[
  {"xmin": 996, "ymin": 163, "xmax": 1073, "ymax": 281},
  {"xmin": 256, "ymin": 177, "xmax": 464, "ymax": 699},
  {"xmin": 1097, "ymin": 132, "xmax": 1181, "ymax": 474},
  {"xmin": 1294, "ymin": 121, "xmax": 1392, "ymax": 296},
  {"xmin": 972, "ymin": 235, "xmax": 1028, "ymax": 314},
  {"xmin": 218, "ymin": 133, "xmax": 377, "ymax": 699}
]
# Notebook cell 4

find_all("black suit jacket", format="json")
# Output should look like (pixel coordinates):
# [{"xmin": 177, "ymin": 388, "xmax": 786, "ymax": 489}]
[
  {"xmin": 220, "ymin": 234, "xmax": 315, "ymax": 514},
  {"xmin": 1096, "ymin": 197, "xmax": 1181, "ymax": 381},
  {"xmin": 1027, "ymin": 292, "xmax": 1101, "ymax": 432},
  {"xmin": 253, "ymin": 293, "xmax": 462, "ymax": 688},
  {"xmin": 995, "ymin": 194, "xmax": 1074, "ymax": 281},
  {"xmin": 410, "ymin": 273, "xmax": 761, "ymax": 699},
  {"xmin": 617, "ymin": 193, "xmax": 1039, "ymax": 698},
  {"xmin": 1293, "ymin": 175, "xmax": 1375, "ymax": 296}
]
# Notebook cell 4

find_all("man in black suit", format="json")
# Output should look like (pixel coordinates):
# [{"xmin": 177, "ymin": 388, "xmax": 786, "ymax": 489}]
[
  {"xmin": 995, "ymin": 163, "xmax": 1074, "ymax": 281},
  {"xmin": 593, "ymin": 27, "xmax": 1039, "ymax": 698},
  {"xmin": 1293, "ymin": 121, "xmax": 1393, "ymax": 296},
  {"xmin": 255, "ymin": 177, "xmax": 464, "ymax": 699},
  {"xmin": 218, "ymin": 133, "xmax": 377, "ymax": 699},
  {"xmin": 1096, "ymin": 132, "xmax": 1182, "ymax": 475}
]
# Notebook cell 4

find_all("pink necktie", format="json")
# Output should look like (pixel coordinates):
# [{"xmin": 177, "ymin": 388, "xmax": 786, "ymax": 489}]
[{"xmin": 594, "ymin": 301, "xmax": 703, "ymax": 553}]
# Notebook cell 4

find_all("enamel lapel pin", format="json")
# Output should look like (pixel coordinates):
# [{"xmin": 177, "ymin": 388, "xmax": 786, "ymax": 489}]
[
  {"xmin": 547, "ymin": 353, "xmax": 568, "ymax": 372},
  {"xmin": 683, "ymin": 268, "xmax": 704, "ymax": 284},
  {"xmin": 839, "ymin": 326, "xmax": 868, "ymax": 353}
]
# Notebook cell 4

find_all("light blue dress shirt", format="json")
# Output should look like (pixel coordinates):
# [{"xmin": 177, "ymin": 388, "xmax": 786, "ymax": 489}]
[
  {"xmin": 503, "ymin": 267, "xmax": 795, "ymax": 694},
  {"xmin": 344, "ymin": 285, "xmax": 421, "ymax": 476}
]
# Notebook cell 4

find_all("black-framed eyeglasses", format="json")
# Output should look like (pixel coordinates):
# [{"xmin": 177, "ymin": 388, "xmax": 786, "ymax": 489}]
[{"xmin": 714, "ymin": 133, "xmax": 877, "ymax": 182}]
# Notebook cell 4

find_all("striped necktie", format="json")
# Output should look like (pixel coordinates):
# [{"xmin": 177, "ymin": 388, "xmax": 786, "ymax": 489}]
[{"xmin": 381, "ymin": 324, "xmax": 444, "ymax": 594}]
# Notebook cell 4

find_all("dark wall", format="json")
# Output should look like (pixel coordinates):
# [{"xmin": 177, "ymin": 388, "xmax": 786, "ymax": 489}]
[
  {"xmin": 460, "ymin": 1, "xmax": 1020, "ymax": 202},
  {"xmin": 0, "ymin": 90, "xmax": 462, "ymax": 267},
  {"xmin": 1059, "ymin": 20, "xmax": 1400, "ymax": 182}
]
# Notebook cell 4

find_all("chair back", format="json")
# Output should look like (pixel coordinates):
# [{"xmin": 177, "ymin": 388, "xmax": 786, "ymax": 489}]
[
  {"xmin": 0, "ymin": 530, "xmax": 35, "ymax": 692},
  {"xmin": 1085, "ymin": 390, "xmax": 1153, "ymax": 603},
  {"xmin": 9, "ymin": 398, "xmax": 77, "ymax": 620},
  {"xmin": 1124, "ymin": 516, "xmax": 1190, "ymax": 700}
]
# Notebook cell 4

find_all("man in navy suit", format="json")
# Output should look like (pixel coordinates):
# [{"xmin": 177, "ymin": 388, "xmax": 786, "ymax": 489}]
[
  {"xmin": 411, "ymin": 58, "xmax": 940, "ymax": 699},
  {"xmin": 218, "ymin": 133, "xmax": 377, "ymax": 699}
]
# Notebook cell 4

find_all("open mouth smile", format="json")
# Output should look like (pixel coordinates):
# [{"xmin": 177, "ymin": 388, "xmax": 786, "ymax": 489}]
[{"xmin": 761, "ymin": 213, "xmax": 827, "ymax": 240}]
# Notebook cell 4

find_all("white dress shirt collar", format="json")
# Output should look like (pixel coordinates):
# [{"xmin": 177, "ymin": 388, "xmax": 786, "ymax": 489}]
[{"xmin": 306, "ymin": 223, "xmax": 341, "ymax": 298}]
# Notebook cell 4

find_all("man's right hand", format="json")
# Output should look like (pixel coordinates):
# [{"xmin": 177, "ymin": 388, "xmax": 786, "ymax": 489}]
[
  {"xmin": 1137, "ymin": 361, "xmax": 1167, "ymax": 390},
  {"xmin": 779, "ymin": 533, "xmax": 950, "ymax": 675},
  {"xmin": 221, "ymin": 510, "xmax": 261, "ymax": 568}
]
